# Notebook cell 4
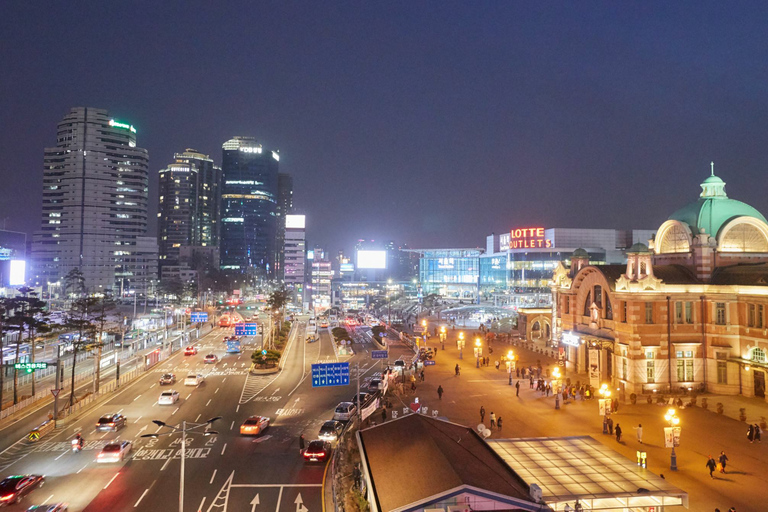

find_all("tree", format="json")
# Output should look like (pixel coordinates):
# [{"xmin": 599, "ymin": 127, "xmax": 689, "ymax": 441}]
[
  {"xmin": 371, "ymin": 325, "xmax": 385, "ymax": 343},
  {"xmin": 251, "ymin": 349, "xmax": 281, "ymax": 368},
  {"xmin": 63, "ymin": 268, "xmax": 86, "ymax": 298},
  {"xmin": 63, "ymin": 298, "xmax": 101, "ymax": 406},
  {"xmin": 332, "ymin": 327, "xmax": 352, "ymax": 343},
  {"xmin": 159, "ymin": 278, "xmax": 185, "ymax": 299},
  {"xmin": 7, "ymin": 288, "xmax": 50, "ymax": 403},
  {"xmin": 267, "ymin": 287, "xmax": 291, "ymax": 312}
]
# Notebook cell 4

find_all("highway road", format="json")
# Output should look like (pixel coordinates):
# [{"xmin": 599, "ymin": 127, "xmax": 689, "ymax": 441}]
[{"xmin": 0, "ymin": 317, "xmax": 391, "ymax": 512}]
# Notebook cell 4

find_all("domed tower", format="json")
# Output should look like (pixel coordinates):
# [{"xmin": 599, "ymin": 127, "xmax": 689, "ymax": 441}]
[
  {"xmin": 569, "ymin": 248, "xmax": 590, "ymax": 277},
  {"xmin": 625, "ymin": 243, "xmax": 654, "ymax": 281},
  {"xmin": 654, "ymin": 164, "xmax": 768, "ymax": 281}
]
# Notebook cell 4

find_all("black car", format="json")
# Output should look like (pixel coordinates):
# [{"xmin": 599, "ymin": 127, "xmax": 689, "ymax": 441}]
[
  {"xmin": 0, "ymin": 475, "xmax": 45, "ymax": 506},
  {"xmin": 303, "ymin": 440, "xmax": 331, "ymax": 463},
  {"xmin": 95, "ymin": 413, "xmax": 127, "ymax": 431},
  {"xmin": 318, "ymin": 420, "xmax": 344, "ymax": 442},
  {"xmin": 350, "ymin": 392, "xmax": 372, "ymax": 406}
]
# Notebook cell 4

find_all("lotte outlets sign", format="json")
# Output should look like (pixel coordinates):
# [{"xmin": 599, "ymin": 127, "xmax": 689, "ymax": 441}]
[{"xmin": 509, "ymin": 227, "xmax": 552, "ymax": 249}]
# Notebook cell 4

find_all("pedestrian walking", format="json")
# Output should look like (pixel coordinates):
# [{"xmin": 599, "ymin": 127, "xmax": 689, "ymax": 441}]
[
  {"xmin": 515, "ymin": 380, "xmax": 520, "ymax": 396},
  {"xmin": 381, "ymin": 408, "xmax": 387, "ymax": 423},
  {"xmin": 420, "ymin": 370, "xmax": 425, "ymax": 382},
  {"xmin": 299, "ymin": 434, "xmax": 305, "ymax": 454},
  {"xmin": 437, "ymin": 385, "xmax": 444, "ymax": 400},
  {"xmin": 497, "ymin": 417, "xmax": 503, "ymax": 431},
  {"xmin": 480, "ymin": 406, "xmax": 486, "ymax": 423},
  {"xmin": 706, "ymin": 455, "xmax": 717, "ymax": 479},
  {"xmin": 529, "ymin": 376, "xmax": 534, "ymax": 389},
  {"xmin": 490, "ymin": 412, "xmax": 496, "ymax": 429},
  {"xmin": 755, "ymin": 423, "xmax": 762, "ymax": 442},
  {"xmin": 495, "ymin": 360, "xmax": 500, "ymax": 370},
  {"xmin": 719, "ymin": 451, "xmax": 729, "ymax": 473},
  {"xmin": 608, "ymin": 417, "xmax": 614, "ymax": 435},
  {"xmin": 615, "ymin": 424, "xmax": 622, "ymax": 442},
  {"xmin": 455, "ymin": 364, "xmax": 461, "ymax": 376},
  {"xmin": 634, "ymin": 423, "xmax": 643, "ymax": 444},
  {"xmin": 747, "ymin": 424, "xmax": 755, "ymax": 443}
]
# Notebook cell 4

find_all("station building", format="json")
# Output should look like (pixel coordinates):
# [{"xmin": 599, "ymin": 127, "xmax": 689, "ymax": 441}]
[{"xmin": 552, "ymin": 171, "xmax": 768, "ymax": 401}]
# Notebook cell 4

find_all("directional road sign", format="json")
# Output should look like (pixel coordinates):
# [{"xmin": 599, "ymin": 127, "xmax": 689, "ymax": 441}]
[
  {"xmin": 235, "ymin": 323, "xmax": 259, "ymax": 336},
  {"xmin": 15, "ymin": 362, "xmax": 48, "ymax": 372},
  {"xmin": 311, "ymin": 362, "xmax": 350, "ymax": 387},
  {"xmin": 190, "ymin": 312, "xmax": 208, "ymax": 323},
  {"xmin": 371, "ymin": 350, "xmax": 388, "ymax": 359}
]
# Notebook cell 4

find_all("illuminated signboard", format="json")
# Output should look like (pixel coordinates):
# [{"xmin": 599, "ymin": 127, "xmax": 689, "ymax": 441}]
[
  {"xmin": 509, "ymin": 227, "xmax": 552, "ymax": 249},
  {"xmin": 109, "ymin": 119, "xmax": 137, "ymax": 133},
  {"xmin": 285, "ymin": 215, "xmax": 306, "ymax": 229},
  {"xmin": 357, "ymin": 250, "xmax": 387, "ymax": 269},
  {"xmin": 9, "ymin": 260, "xmax": 25, "ymax": 285},
  {"xmin": 561, "ymin": 331, "xmax": 581, "ymax": 347}
]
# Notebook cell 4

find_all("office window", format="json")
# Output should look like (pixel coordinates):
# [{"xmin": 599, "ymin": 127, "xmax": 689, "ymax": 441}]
[
  {"xmin": 752, "ymin": 348, "xmax": 766, "ymax": 364},
  {"xmin": 645, "ymin": 302, "xmax": 654, "ymax": 324},
  {"xmin": 717, "ymin": 361, "xmax": 728, "ymax": 384},
  {"xmin": 675, "ymin": 350, "xmax": 694, "ymax": 382},
  {"xmin": 621, "ymin": 301, "xmax": 627, "ymax": 323},
  {"xmin": 605, "ymin": 296, "xmax": 613, "ymax": 320},
  {"xmin": 685, "ymin": 301, "xmax": 693, "ymax": 324},
  {"xmin": 563, "ymin": 296, "xmax": 569, "ymax": 315},
  {"xmin": 622, "ymin": 358, "xmax": 628, "ymax": 380},
  {"xmin": 716, "ymin": 303, "xmax": 726, "ymax": 325},
  {"xmin": 675, "ymin": 302, "xmax": 683, "ymax": 323}
]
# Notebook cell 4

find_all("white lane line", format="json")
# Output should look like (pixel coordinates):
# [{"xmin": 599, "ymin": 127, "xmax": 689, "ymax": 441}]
[
  {"xmin": 149, "ymin": 383, "xmax": 156, "ymax": 389},
  {"xmin": 172, "ymin": 407, "xmax": 179, "ymax": 415},
  {"xmin": 206, "ymin": 399, "xmax": 212, "ymax": 406},
  {"xmin": 55, "ymin": 450, "xmax": 67, "ymax": 461},
  {"xmin": 100, "ymin": 432, "xmax": 109, "ymax": 439},
  {"xmin": 134, "ymin": 488, "xmax": 150, "ymax": 508},
  {"xmin": 155, "ymin": 425, "xmax": 163, "ymax": 433},
  {"xmin": 221, "ymin": 443, "xmax": 227, "ymax": 455},
  {"xmin": 198, "ymin": 497, "xmax": 207, "ymax": 510},
  {"xmin": 222, "ymin": 378, "xmax": 227, "ymax": 383},
  {"xmin": 77, "ymin": 463, "xmax": 89, "ymax": 474},
  {"xmin": 209, "ymin": 469, "xmax": 217, "ymax": 484},
  {"xmin": 236, "ymin": 405, "xmax": 240, "ymax": 413},
  {"xmin": 104, "ymin": 472, "xmax": 120, "ymax": 489},
  {"xmin": 117, "ymin": 408, "xmax": 124, "ymax": 414},
  {"xmin": 215, "ymin": 387, "xmax": 219, "ymax": 394},
  {"xmin": 195, "ymin": 414, "xmax": 202, "ymax": 422},
  {"xmin": 230, "ymin": 421, "xmax": 235, "ymax": 431},
  {"xmin": 135, "ymin": 415, "xmax": 142, "ymax": 424},
  {"xmin": 160, "ymin": 456, "xmax": 173, "ymax": 471},
  {"xmin": 133, "ymin": 394, "xmax": 142, "ymax": 401},
  {"xmin": 42, "ymin": 494, "xmax": 54, "ymax": 504},
  {"xmin": 186, "ymin": 394, "xmax": 192, "ymax": 400}
]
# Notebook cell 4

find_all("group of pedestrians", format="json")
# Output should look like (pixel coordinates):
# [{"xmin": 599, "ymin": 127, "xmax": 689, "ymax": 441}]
[
  {"xmin": 706, "ymin": 451, "xmax": 730, "ymax": 478},
  {"xmin": 747, "ymin": 423, "xmax": 762, "ymax": 443},
  {"xmin": 479, "ymin": 405, "xmax": 503, "ymax": 431}
]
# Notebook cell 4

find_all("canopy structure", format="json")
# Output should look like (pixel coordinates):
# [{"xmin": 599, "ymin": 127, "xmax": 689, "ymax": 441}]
[{"xmin": 488, "ymin": 436, "xmax": 688, "ymax": 511}]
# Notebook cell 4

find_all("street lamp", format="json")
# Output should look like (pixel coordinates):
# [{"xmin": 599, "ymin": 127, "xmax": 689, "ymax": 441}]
[
  {"xmin": 475, "ymin": 337, "xmax": 482, "ymax": 368},
  {"xmin": 141, "ymin": 416, "xmax": 221, "ymax": 512},
  {"xmin": 598, "ymin": 383, "xmax": 612, "ymax": 433},
  {"xmin": 506, "ymin": 350, "xmax": 516, "ymax": 385},
  {"xmin": 421, "ymin": 319, "xmax": 428, "ymax": 350},
  {"xmin": 439, "ymin": 325, "xmax": 446, "ymax": 349},
  {"xmin": 457, "ymin": 331, "xmax": 465, "ymax": 359},
  {"xmin": 664, "ymin": 408, "xmax": 681, "ymax": 471}
]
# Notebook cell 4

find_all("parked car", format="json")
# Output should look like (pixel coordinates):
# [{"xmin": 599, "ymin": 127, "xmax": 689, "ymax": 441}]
[
  {"xmin": 184, "ymin": 374, "xmax": 204, "ymax": 386},
  {"xmin": 184, "ymin": 346, "xmax": 197, "ymax": 356},
  {"xmin": 158, "ymin": 373, "xmax": 176, "ymax": 385},
  {"xmin": 96, "ymin": 440, "xmax": 132, "ymax": 463},
  {"xmin": 350, "ymin": 392, "xmax": 372, "ymax": 407},
  {"xmin": 317, "ymin": 420, "xmax": 344, "ymax": 442},
  {"xmin": 0, "ymin": 475, "xmax": 45, "ymax": 506},
  {"xmin": 239, "ymin": 416, "xmax": 270, "ymax": 436},
  {"xmin": 204, "ymin": 354, "xmax": 218, "ymax": 364},
  {"xmin": 367, "ymin": 379, "xmax": 382, "ymax": 394},
  {"xmin": 332, "ymin": 402, "xmax": 357, "ymax": 422},
  {"xmin": 158, "ymin": 390, "xmax": 180, "ymax": 405},
  {"xmin": 303, "ymin": 440, "xmax": 331, "ymax": 463},
  {"xmin": 95, "ymin": 413, "xmax": 127, "ymax": 432}
]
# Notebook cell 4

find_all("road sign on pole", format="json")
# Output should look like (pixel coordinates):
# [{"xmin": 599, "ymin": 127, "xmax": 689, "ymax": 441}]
[
  {"xmin": 190, "ymin": 312, "xmax": 208, "ymax": 323},
  {"xmin": 51, "ymin": 389, "xmax": 60, "ymax": 398},
  {"xmin": 371, "ymin": 350, "xmax": 388, "ymax": 359},
  {"xmin": 235, "ymin": 323, "xmax": 259, "ymax": 336},
  {"xmin": 311, "ymin": 362, "xmax": 350, "ymax": 387},
  {"xmin": 14, "ymin": 362, "xmax": 48, "ymax": 372},
  {"xmin": 424, "ymin": 360, "xmax": 436, "ymax": 366}
]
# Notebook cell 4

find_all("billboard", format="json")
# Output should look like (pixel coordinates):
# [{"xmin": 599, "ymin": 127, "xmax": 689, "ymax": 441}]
[
  {"xmin": 285, "ymin": 214, "xmax": 306, "ymax": 230},
  {"xmin": 357, "ymin": 250, "xmax": 387, "ymax": 269},
  {"xmin": 9, "ymin": 260, "xmax": 25, "ymax": 286},
  {"xmin": 340, "ymin": 263, "xmax": 354, "ymax": 273}
]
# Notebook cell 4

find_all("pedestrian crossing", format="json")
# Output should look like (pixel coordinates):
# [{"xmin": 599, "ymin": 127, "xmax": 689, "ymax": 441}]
[{"xmin": 238, "ymin": 372, "xmax": 278, "ymax": 404}]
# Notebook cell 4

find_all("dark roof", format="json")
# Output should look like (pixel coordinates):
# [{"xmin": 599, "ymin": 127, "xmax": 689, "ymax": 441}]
[
  {"xmin": 358, "ymin": 414, "xmax": 533, "ymax": 512},
  {"xmin": 594, "ymin": 264, "xmax": 626, "ymax": 284},
  {"xmin": 711, "ymin": 263, "xmax": 768, "ymax": 286},
  {"xmin": 651, "ymin": 264, "xmax": 700, "ymax": 284}
]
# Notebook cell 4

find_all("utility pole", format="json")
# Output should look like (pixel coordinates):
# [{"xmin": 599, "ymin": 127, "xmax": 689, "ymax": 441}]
[{"xmin": 356, "ymin": 362, "xmax": 361, "ymax": 428}]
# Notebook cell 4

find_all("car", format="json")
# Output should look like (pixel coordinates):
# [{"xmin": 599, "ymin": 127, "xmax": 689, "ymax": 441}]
[
  {"xmin": 350, "ymin": 392, "xmax": 372, "ymax": 407},
  {"xmin": 0, "ymin": 475, "xmax": 45, "ymax": 506},
  {"xmin": 303, "ymin": 440, "xmax": 331, "ymax": 463},
  {"xmin": 158, "ymin": 390, "xmax": 180, "ymax": 405},
  {"xmin": 95, "ymin": 413, "xmax": 127, "ymax": 431},
  {"xmin": 204, "ymin": 354, "xmax": 218, "ymax": 364},
  {"xmin": 239, "ymin": 416, "xmax": 270, "ymax": 436},
  {"xmin": 26, "ymin": 504, "xmax": 68, "ymax": 511},
  {"xmin": 158, "ymin": 373, "xmax": 176, "ymax": 385},
  {"xmin": 332, "ymin": 402, "xmax": 357, "ymax": 422},
  {"xmin": 184, "ymin": 346, "xmax": 198, "ymax": 356},
  {"xmin": 320, "ymin": 321, "xmax": 329, "ymax": 328},
  {"xmin": 184, "ymin": 374, "xmax": 204, "ymax": 386},
  {"xmin": 318, "ymin": 420, "xmax": 344, "ymax": 442},
  {"xmin": 367, "ymin": 379, "xmax": 382, "ymax": 394},
  {"xmin": 96, "ymin": 440, "xmax": 132, "ymax": 463}
]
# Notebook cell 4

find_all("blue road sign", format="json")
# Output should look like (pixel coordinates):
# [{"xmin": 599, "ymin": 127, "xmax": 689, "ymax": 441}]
[
  {"xmin": 371, "ymin": 350, "xmax": 388, "ymax": 359},
  {"xmin": 190, "ymin": 312, "xmax": 208, "ymax": 323},
  {"xmin": 261, "ymin": 349, "xmax": 267, "ymax": 355},
  {"xmin": 424, "ymin": 360, "xmax": 436, "ymax": 366},
  {"xmin": 311, "ymin": 362, "xmax": 350, "ymax": 387},
  {"xmin": 235, "ymin": 323, "xmax": 259, "ymax": 336}
]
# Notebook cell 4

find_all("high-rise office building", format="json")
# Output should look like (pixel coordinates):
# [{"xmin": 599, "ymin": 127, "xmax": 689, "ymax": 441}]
[
  {"xmin": 275, "ymin": 172, "xmax": 294, "ymax": 280},
  {"xmin": 32, "ymin": 107, "xmax": 153, "ymax": 294},
  {"xmin": 284, "ymin": 214, "xmax": 306, "ymax": 291},
  {"xmin": 220, "ymin": 137, "xmax": 279, "ymax": 277},
  {"xmin": 157, "ymin": 149, "xmax": 221, "ymax": 275}
]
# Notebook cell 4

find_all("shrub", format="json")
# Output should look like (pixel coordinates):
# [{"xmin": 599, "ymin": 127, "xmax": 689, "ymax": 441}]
[{"xmin": 252, "ymin": 349, "xmax": 281, "ymax": 367}]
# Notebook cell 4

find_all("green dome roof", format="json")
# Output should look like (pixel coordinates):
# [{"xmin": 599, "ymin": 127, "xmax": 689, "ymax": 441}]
[
  {"xmin": 627, "ymin": 243, "xmax": 650, "ymax": 254},
  {"xmin": 572, "ymin": 248, "xmax": 589, "ymax": 258},
  {"xmin": 668, "ymin": 172, "xmax": 767, "ymax": 237}
]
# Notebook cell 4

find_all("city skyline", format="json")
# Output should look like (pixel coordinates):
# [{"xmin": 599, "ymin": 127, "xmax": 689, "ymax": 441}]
[{"xmin": 4, "ymin": 3, "xmax": 768, "ymax": 256}]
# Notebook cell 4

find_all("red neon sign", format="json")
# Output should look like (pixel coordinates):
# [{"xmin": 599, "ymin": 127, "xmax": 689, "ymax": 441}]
[{"xmin": 509, "ymin": 227, "xmax": 552, "ymax": 249}]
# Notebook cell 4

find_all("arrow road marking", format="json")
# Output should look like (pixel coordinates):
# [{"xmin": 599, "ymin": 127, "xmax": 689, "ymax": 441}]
[
  {"xmin": 250, "ymin": 493, "xmax": 260, "ymax": 511},
  {"xmin": 295, "ymin": 492, "xmax": 308, "ymax": 512}
]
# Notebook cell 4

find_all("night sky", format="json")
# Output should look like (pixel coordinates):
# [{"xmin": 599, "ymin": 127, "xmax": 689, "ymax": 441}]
[{"xmin": 3, "ymin": 2, "xmax": 768, "ymax": 254}]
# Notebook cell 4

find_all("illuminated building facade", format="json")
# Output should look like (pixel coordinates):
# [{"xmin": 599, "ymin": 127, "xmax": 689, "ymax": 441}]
[{"xmin": 553, "ymin": 171, "xmax": 768, "ymax": 401}]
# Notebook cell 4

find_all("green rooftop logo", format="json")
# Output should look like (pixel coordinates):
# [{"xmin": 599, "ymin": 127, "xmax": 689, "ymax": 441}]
[{"xmin": 109, "ymin": 119, "xmax": 137, "ymax": 133}]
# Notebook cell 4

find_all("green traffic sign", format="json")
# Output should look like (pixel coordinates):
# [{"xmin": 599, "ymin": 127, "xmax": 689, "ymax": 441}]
[{"xmin": 14, "ymin": 362, "xmax": 48, "ymax": 372}]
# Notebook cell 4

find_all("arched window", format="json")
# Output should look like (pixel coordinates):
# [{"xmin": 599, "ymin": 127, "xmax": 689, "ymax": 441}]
[
  {"xmin": 659, "ymin": 224, "xmax": 690, "ymax": 253},
  {"xmin": 583, "ymin": 291, "xmax": 591, "ymax": 316},
  {"xmin": 594, "ymin": 285, "xmax": 602, "ymax": 308},
  {"xmin": 605, "ymin": 296, "xmax": 613, "ymax": 320},
  {"xmin": 720, "ymin": 223, "xmax": 768, "ymax": 252},
  {"xmin": 752, "ymin": 347, "xmax": 767, "ymax": 364}
]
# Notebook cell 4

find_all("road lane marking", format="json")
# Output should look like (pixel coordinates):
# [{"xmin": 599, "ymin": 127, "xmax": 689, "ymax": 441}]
[
  {"xmin": 209, "ymin": 469, "xmax": 217, "ymax": 483},
  {"xmin": 117, "ymin": 408, "xmax": 124, "ymax": 414},
  {"xmin": 199, "ymin": 497, "xmax": 207, "ymax": 510},
  {"xmin": 230, "ymin": 421, "xmax": 235, "ymax": 431},
  {"xmin": 104, "ymin": 472, "xmax": 120, "ymax": 489},
  {"xmin": 221, "ymin": 443, "xmax": 227, "ymax": 455},
  {"xmin": 77, "ymin": 463, "xmax": 89, "ymax": 473},
  {"xmin": 222, "ymin": 378, "xmax": 227, "ymax": 383},
  {"xmin": 42, "ymin": 494, "xmax": 54, "ymax": 504},
  {"xmin": 172, "ymin": 407, "xmax": 179, "ymax": 415},
  {"xmin": 155, "ymin": 425, "xmax": 163, "ymax": 433},
  {"xmin": 196, "ymin": 414, "xmax": 202, "ymax": 422},
  {"xmin": 149, "ymin": 383, "xmax": 156, "ymax": 389},
  {"xmin": 55, "ymin": 451, "xmax": 67, "ymax": 461},
  {"xmin": 206, "ymin": 399, "xmax": 212, "ymax": 406},
  {"xmin": 133, "ymin": 394, "xmax": 142, "ymax": 401},
  {"xmin": 135, "ymin": 415, "xmax": 142, "ymax": 423},
  {"xmin": 134, "ymin": 488, "xmax": 149, "ymax": 507},
  {"xmin": 161, "ymin": 456, "xmax": 173, "ymax": 471},
  {"xmin": 236, "ymin": 405, "xmax": 240, "ymax": 412},
  {"xmin": 215, "ymin": 387, "xmax": 219, "ymax": 394}
]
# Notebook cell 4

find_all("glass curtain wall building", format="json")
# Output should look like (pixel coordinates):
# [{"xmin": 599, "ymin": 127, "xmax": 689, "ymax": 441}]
[{"xmin": 418, "ymin": 249, "xmax": 482, "ymax": 300}]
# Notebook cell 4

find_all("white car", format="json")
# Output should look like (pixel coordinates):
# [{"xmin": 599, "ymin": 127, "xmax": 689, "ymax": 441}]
[
  {"xmin": 158, "ymin": 390, "xmax": 180, "ymax": 404},
  {"xmin": 333, "ymin": 401, "xmax": 357, "ymax": 422},
  {"xmin": 184, "ymin": 374, "xmax": 205, "ymax": 386},
  {"xmin": 97, "ymin": 440, "xmax": 132, "ymax": 463}
]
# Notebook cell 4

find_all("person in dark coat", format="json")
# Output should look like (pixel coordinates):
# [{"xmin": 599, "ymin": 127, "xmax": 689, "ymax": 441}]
[
  {"xmin": 754, "ymin": 424, "xmax": 762, "ymax": 442},
  {"xmin": 719, "ymin": 451, "xmax": 729, "ymax": 473},
  {"xmin": 299, "ymin": 434, "xmax": 305, "ymax": 454},
  {"xmin": 615, "ymin": 424, "xmax": 622, "ymax": 442},
  {"xmin": 381, "ymin": 408, "xmax": 387, "ymax": 423},
  {"xmin": 515, "ymin": 380, "xmax": 520, "ymax": 396},
  {"xmin": 706, "ymin": 455, "xmax": 717, "ymax": 478},
  {"xmin": 480, "ymin": 406, "xmax": 486, "ymax": 423},
  {"xmin": 437, "ymin": 385, "xmax": 444, "ymax": 400},
  {"xmin": 748, "ymin": 424, "xmax": 755, "ymax": 443}
]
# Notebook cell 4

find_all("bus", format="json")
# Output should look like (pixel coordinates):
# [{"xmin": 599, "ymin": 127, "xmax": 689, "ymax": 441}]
[
  {"xmin": 219, "ymin": 315, "xmax": 232, "ymax": 328},
  {"xmin": 226, "ymin": 338, "xmax": 242, "ymax": 353}
]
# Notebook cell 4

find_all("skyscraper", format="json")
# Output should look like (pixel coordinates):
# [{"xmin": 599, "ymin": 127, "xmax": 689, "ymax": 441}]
[
  {"xmin": 220, "ymin": 137, "xmax": 279, "ymax": 278},
  {"xmin": 275, "ymin": 172, "xmax": 294, "ymax": 280},
  {"xmin": 157, "ymin": 149, "xmax": 221, "ymax": 275},
  {"xmin": 284, "ymin": 214, "xmax": 306, "ymax": 295},
  {"xmin": 32, "ymin": 107, "xmax": 153, "ymax": 294}
]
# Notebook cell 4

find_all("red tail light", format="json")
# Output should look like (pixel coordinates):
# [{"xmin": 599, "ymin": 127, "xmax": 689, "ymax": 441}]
[{"xmin": 0, "ymin": 494, "xmax": 15, "ymax": 501}]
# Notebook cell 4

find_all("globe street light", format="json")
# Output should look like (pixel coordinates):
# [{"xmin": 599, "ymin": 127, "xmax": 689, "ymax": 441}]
[
  {"xmin": 457, "ymin": 331, "xmax": 465, "ymax": 359},
  {"xmin": 552, "ymin": 367, "xmax": 562, "ymax": 408},
  {"xmin": 664, "ymin": 408, "xmax": 681, "ymax": 471}
]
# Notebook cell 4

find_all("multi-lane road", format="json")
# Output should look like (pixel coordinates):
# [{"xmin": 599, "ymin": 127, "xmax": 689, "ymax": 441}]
[{"xmin": 0, "ymin": 317, "xmax": 395, "ymax": 511}]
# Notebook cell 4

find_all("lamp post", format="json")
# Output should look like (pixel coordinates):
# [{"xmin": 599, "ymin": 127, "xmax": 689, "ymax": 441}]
[
  {"xmin": 598, "ymin": 383, "xmax": 612, "ymax": 433},
  {"xmin": 440, "ymin": 326, "xmax": 446, "ymax": 350},
  {"xmin": 506, "ymin": 350, "xmax": 516, "ymax": 385},
  {"xmin": 141, "ymin": 416, "xmax": 221, "ymax": 512},
  {"xmin": 421, "ymin": 319, "xmax": 427, "ymax": 350},
  {"xmin": 664, "ymin": 408, "xmax": 681, "ymax": 471},
  {"xmin": 475, "ymin": 338, "xmax": 482, "ymax": 368},
  {"xmin": 552, "ymin": 367, "xmax": 561, "ymax": 408},
  {"xmin": 458, "ymin": 331, "xmax": 465, "ymax": 359}
]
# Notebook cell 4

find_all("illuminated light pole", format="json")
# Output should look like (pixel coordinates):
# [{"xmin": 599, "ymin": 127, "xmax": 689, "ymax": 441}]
[
  {"xmin": 598, "ymin": 383, "xmax": 612, "ymax": 433},
  {"xmin": 458, "ymin": 331, "xmax": 465, "ymax": 359},
  {"xmin": 141, "ymin": 416, "xmax": 221, "ymax": 512},
  {"xmin": 664, "ymin": 408, "xmax": 681, "ymax": 471},
  {"xmin": 506, "ymin": 350, "xmax": 516, "ymax": 385},
  {"xmin": 475, "ymin": 338, "xmax": 482, "ymax": 368},
  {"xmin": 440, "ymin": 326, "xmax": 446, "ymax": 349},
  {"xmin": 552, "ymin": 367, "xmax": 561, "ymax": 408},
  {"xmin": 421, "ymin": 319, "xmax": 427, "ymax": 350}
]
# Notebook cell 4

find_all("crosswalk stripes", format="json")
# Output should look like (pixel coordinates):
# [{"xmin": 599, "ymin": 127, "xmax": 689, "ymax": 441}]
[
  {"xmin": 0, "ymin": 424, "xmax": 68, "ymax": 472},
  {"xmin": 238, "ymin": 373, "xmax": 277, "ymax": 404},
  {"xmin": 206, "ymin": 470, "xmax": 234, "ymax": 512}
]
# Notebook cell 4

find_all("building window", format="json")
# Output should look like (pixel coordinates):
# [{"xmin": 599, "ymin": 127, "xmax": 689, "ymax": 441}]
[
  {"xmin": 716, "ymin": 303, "xmax": 726, "ymax": 325},
  {"xmin": 759, "ymin": 305, "xmax": 765, "ymax": 329},
  {"xmin": 605, "ymin": 296, "xmax": 613, "ymax": 320},
  {"xmin": 583, "ymin": 292, "xmax": 591, "ymax": 317},
  {"xmin": 752, "ymin": 348, "xmax": 767, "ymax": 364},
  {"xmin": 645, "ymin": 302, "xmax": 653, "ymax": 324},
  {"xmin": 717, "ymin": 361, "xmax": 728, "ymax": 384},
  {"xmin": 685, "ymin": 301, "xmax": 693, "ymax": 324},
  {"xmin": 647, "ymin": 361, "xmax": 655, "ymax": 383},
  {"xmin": 749, "ymin": 304, "xmax": 756, "ymax": 327},
  {"xmin": 675, "ymin": 302, "xmax": 683, "ymax": 323},
  {"xmin": 594, "ymin": 285, "xmax": 602, "ymax": 308},
  {"xmin": 622, "ymin": 358, "xmax": 628, "ymax": 380},
  {"xmin": 621, "ymin": 301, "xmax": 627, "ymax": 323},
  {"xmin": 563, "ymin": 296, "xmax": 570, "ymax": 315},
  {"xmin": 675, "ymin": 350, "xmax": 694, "ymax": 382}
]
